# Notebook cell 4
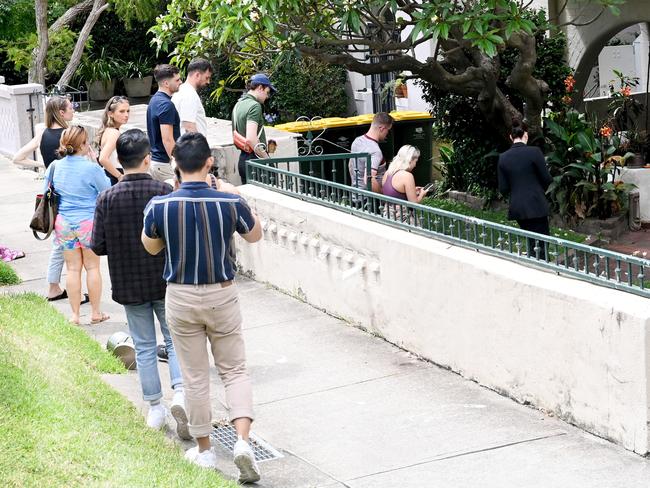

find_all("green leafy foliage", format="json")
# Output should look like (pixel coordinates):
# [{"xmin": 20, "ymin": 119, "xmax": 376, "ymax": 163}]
[
  {"xmin": 203, "ymin": 53, "xmax": 348, "ymax": 124},
  {"xmin": 420, "ymin": 9, "xmax": 571, "ymax": 201},
  {"xmin": 266, "ymin": 53, "xmax": 348, "ymax": 123},
  {"xmin": 1, "ymin": 28, "xmax": 78, "ymax": 82},
  {"xmin": 544, "ymin": 108, "xmax": 635, "ymax": 220}
]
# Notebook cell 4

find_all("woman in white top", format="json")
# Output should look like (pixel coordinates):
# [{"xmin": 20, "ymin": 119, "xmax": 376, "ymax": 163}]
[{"xmin": 97, "ymin": 96, "xmax": 130, "ymax": 185}]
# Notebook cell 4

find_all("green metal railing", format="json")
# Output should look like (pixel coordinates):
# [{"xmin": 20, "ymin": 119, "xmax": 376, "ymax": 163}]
[
  {"xmin": 246, "ymin": 159, "xmax": 650, "ymax": 298},
  {"xmin": 251, "ymin": 153, "xmax": 372, "ymax": 191}
]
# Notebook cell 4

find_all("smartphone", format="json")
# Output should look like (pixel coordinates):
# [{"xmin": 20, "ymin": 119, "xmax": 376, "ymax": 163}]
[{"xmin": 422, "ymin": 183, "xmax": 435, "ymax": 194}]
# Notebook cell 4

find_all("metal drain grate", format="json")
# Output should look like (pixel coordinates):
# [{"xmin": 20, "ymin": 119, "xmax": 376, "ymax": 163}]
[{"xmin": 210, "ymin": 420, "xmax": 283, "ymax": 462}]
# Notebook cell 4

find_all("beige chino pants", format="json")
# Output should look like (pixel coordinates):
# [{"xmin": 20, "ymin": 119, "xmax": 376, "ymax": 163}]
[{"xmin": 166, "ymin": 282, "xmax": 254, "ymax": 438}]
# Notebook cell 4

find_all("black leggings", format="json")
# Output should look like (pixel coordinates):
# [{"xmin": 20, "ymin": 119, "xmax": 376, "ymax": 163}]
[{"xmin": 517, "ymin": 216, "xmax": 550, "ymax": 258}]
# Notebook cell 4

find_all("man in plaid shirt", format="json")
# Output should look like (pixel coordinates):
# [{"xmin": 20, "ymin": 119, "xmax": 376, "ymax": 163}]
[{"xmin": 92, "ymin": 129, "xmax": 190, "ymax": 439}]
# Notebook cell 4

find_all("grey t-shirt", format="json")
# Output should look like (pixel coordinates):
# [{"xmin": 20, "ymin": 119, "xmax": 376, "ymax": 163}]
[{"xmin": 349, "ymin": 135, "xmax": 385, "ymax": 189}]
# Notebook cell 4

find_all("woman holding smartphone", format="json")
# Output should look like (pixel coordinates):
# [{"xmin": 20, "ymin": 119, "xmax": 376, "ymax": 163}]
[{"xmin": 382, "ymin": 145, "xmax": 431, "ymax": 203}]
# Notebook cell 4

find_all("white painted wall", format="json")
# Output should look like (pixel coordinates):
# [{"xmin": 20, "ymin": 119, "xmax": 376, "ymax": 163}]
[
  {"xmin": 598, "ymin": 46, "xmax": 637, "ymax": 96},
  {"xmin": 236, "ymin": 185, "xmax": 650, "ymax": 455},
  {"xmin": 0, "ymin": 83, "xmax": 44, "ymax": 157}
]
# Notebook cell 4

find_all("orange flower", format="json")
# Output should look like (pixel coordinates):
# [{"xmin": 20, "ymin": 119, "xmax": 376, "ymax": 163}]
[
  {"xmin": 564, "ymin": 75, "xmax": 576, "ymax": 93},
  {"xmin": 620, "ymin": 86, "xmax": 631, "ymax": 97},
  {"xmin": 600, "ymin": 125, "xmax": 613, "ymax": 138},
  {"xmin": 561, "ymin": 95, "xmax": 573, "ymax": 105}
]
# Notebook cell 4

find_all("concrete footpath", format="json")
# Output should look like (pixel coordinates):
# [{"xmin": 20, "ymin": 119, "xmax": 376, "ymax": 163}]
[{"xmin": 1, "ymin": 155, "xmax": 649, "ymax": 487}]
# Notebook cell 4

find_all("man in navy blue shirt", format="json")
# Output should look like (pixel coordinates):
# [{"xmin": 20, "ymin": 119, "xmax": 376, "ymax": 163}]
[
  {"xmin": 146, "ymin": 64, "xmax": 181, "ymax": 182},
  {"xmin": 142, "ymin": 132, "xmax": 263, "ymax": 482}
]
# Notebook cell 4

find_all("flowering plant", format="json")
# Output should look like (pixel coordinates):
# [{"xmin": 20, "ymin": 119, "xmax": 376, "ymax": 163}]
[
  {"xmin": 545, "ymin": 109, "xmax": 635, "ymax": 220},
  {"xmin": 607, "ymin": 69, "xmax": 643, "ymax": 133}
]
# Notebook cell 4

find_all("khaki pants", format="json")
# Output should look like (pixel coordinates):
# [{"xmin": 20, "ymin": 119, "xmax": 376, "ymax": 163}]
[
  {"xmin": 149, "ymin": 160, "xmax": 175, "ymax": 183},
  {"xmin": 166, "ymin": 282, "xmax": 254, "ymax": 438}
]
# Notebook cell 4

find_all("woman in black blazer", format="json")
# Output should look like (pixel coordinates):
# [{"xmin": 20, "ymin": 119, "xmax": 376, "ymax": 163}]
[{"xmin": 497, "ymin": 119, "xmax": 553, "ymax": 257}]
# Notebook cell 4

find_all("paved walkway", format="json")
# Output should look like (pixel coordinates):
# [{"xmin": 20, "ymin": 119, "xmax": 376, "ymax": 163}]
[
  {"xmin": 607, "ymin": 227, "xmax": 650, "ymax": 255},
  {"xmin": 1, "ymin": 155, "xmax": 649, "ymax": 487}
]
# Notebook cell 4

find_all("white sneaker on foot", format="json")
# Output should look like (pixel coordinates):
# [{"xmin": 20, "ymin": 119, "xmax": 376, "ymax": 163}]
[
  {"xmin": 233, "ymin": 438, "xmax": 261, "ymax": 483},
  {"xmin": 170, "ymin": 390, "xmax": 192, "ymax": 440},
  {"xmin": 184, "ymin": 446, "xmax": 217, "ymax": 469},
  {"xmin": 146, "ymin": 404, "xmax": 167, "ymax": 430}
]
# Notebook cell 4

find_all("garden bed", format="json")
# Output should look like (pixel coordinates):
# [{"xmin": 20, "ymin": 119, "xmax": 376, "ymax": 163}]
[{"xmin": 421, "ymin": 197, "xmax": 589, "ymax": 244}]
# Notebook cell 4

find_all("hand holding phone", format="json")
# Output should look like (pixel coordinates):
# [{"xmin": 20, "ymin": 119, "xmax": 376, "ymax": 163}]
[{"xmin": 422, "ymin": 183, "xmax": 435, "ymax": 194}]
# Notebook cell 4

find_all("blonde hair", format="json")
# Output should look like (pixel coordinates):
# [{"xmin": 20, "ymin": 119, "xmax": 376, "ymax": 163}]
[
  {"xmin": 56, "ymin": 126, "xmax": 87, "ymax": 157},
  {"xmin": 45, "ymin": 96, "xmax": 70, "ymax": 129},
  {"xmin": 387, "ymin": 145, "xmax": 420, "ymax": 174},
  {"xmin": 96, "ymin": 96, "xmax": 129, "ymax": 145}
]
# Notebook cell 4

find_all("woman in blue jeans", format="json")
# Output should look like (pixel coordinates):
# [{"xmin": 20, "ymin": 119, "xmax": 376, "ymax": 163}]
[{"xmin": 13, "ymin": 96, "xmax": 77, "ymax": 301}]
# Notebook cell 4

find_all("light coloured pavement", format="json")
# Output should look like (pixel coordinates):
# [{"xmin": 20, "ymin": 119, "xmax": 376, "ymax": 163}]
[{"xmin": 1, "ymin": 154, "xmax": 649, "ymax": 487}]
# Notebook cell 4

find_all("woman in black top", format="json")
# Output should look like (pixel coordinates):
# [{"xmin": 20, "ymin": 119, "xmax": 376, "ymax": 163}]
[
  {"xmin": 13, "ymin": 96, "xmax": 75, "ymax": 168},
  {"xmin": 497, "ymin": 118, "xmax": 553, "ymax": 258},
  {"xmin": 12, "ymin": 96, "xmax": 78, "ymax": 301}
]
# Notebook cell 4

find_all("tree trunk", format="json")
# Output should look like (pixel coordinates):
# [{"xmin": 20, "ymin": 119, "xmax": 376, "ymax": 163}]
[
  {"xmin": 28, "ymin": 0, "xmax": 49, "ymax": 85},
  {"xmin": 56, "ymin": 0, "xmax": 109, "ymax": 89}
]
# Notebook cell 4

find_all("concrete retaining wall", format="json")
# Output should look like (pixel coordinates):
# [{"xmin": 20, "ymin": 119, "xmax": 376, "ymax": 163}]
[{"xmin": 235, "ymin": 185, "xmax": 650, "ymax": 455}]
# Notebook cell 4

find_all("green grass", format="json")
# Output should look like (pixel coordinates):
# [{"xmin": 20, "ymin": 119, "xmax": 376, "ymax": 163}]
[
  {"xmin": 0, "ymin": 261, "xmax": 20, "ymax": 285},
  {"xmin": 0, "ymin": 294, "xmax": 238, "ymax": 488},
  {"xmin": 421, "ymin": 197, "xmax": 587, "ymax": 243}
]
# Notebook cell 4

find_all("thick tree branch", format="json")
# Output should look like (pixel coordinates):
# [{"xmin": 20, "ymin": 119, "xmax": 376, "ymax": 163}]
[
  {"xmin": 29, "ymin": 0, "xmax": 49, "ymax": 85},
  {"xmin": 56, "ymin": 0, "xmax": 109, "ymax": 88},
  {"xmin": 49, "ymin": 0, "xmax": 95, "ymax": 34}
]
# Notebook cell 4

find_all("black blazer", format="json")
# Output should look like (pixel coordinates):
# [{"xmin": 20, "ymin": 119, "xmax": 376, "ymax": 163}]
[{"xmin": 497, "ymin": 142, "xmax": 553, "ymax": 220}]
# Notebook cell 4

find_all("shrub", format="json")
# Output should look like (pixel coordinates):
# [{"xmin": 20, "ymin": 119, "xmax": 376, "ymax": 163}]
[{"xmin": 0, "ymin": 261, "xmax": 20, "ymax": 286}]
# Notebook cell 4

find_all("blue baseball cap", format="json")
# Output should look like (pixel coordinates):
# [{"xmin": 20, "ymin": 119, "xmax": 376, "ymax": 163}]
[{"xmin": 250, "ymin": 73, "xmax": 277, "ymax": 93}]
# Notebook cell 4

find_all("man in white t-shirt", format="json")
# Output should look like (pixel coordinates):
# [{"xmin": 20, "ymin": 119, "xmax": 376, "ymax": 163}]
[
  {"xmin": 349, "ymin": 112, "xmax": 394, "ymax": 193},
  {"xmin": 172, "ymin": 58, "xmax": 213, "ymax": 136}
]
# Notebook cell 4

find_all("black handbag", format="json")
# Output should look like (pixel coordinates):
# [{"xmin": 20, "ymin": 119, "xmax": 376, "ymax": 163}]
[{"xmin": 30, "ymin": 163, "xmax": 60, "ymax": 240}]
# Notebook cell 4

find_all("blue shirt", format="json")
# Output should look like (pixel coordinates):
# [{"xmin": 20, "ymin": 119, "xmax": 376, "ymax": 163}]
[
  {"xmin": 43, "ymin": 155, "xmax": 111, "ymax": 223},
  {"xmin": 146, "ymin": 91, "xmax": 180, "ymax": 163},
  {"xmin": 143, "ymin": 181, "xmax": 256, "ymax": 285}
]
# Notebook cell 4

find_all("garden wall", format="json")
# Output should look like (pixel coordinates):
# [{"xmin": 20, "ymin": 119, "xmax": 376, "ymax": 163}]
[{"xmin": 235, "ymin": 185, "xmax": 650, "ymax": 455}]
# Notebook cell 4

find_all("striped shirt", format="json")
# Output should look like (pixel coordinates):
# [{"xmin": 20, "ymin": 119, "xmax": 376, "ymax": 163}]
[{"xmin": 143, "ymin": 181, "xmax": 256, "ymax": 284}]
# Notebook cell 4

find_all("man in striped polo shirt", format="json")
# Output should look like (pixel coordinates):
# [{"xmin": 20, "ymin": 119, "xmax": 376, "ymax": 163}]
[{"xmin": 142, "ymin": 132, "xmax": 263, "ymax": 482}]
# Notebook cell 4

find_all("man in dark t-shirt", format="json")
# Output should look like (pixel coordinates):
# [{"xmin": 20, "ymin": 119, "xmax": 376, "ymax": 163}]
[{"xmin": 146, "ymin": 64, "xmax": 181, "ymax": 182}]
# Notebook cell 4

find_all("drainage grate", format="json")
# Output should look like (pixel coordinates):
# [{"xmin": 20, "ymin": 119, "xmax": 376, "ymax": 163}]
[{"xmin": 210, "ymin": 419, "xmax": 283, "ymax": 462}]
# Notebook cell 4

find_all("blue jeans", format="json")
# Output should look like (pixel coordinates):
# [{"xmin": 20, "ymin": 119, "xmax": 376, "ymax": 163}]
[
  {"xmin": 47, "ymin": 241, "xmax": 64, "ymax": 284},
  {"xmin": 124, "ymin": 300, "xmax": 183, "ymax": 402}
]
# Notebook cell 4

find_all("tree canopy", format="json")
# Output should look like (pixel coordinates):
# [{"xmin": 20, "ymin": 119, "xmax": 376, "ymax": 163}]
[{"xmin": 151, "ymin": 0, "xmax": 625, "ymax": 138}]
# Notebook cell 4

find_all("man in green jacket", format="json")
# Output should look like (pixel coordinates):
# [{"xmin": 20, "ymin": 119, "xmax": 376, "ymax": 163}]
[{"xmin": 232, "ymin": 73, "xmax": 275, "ymax": 184}]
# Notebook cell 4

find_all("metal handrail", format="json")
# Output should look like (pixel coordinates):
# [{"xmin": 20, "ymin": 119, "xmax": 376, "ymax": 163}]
[
  {"xmin": 246, "ymin": 160, "xmax": 649, "ymax": 298},
  {"xmin": 250, "ymin": 152, "xmax": 373, "ymax": 192}
]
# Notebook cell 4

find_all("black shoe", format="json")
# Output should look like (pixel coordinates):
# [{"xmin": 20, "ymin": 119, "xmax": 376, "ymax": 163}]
[{"xmin": 157, "ymin": 344, "xmax": 168, "ymax": 363}]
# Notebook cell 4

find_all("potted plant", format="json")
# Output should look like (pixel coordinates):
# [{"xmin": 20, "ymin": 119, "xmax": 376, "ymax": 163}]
[
  {"xmin": 77, "ymin": 49, "xmax": 119, "ymax": 101},
  {"xmin": 122, "ymin": 56, "xmax": 154, "ymax": 98}
]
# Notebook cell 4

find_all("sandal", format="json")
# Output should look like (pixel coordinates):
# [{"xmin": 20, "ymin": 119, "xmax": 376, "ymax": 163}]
[{"xmin": 90, "ymin": 313, "xmax": 110, "ymax": 324}]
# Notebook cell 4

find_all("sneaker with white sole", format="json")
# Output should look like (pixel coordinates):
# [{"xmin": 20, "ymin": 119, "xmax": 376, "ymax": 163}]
[
  {"xmin": 184, "ymin": 446, "xmax": 217, "ymax": 469},
  {"xmin": 233, "ymin": 438, "xmax": 261, "ymax": 484},
  {"xmin": 170, "ymin": 390, "xmax": 192, "ymax": 440},
  {"xmin": 146, "ymin": 404, "xmax": 167, "ymax": 430}
]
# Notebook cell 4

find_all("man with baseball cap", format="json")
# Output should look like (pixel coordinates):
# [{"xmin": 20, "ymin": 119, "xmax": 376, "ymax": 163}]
[{"xmin": 232, "ymin": 73, "xmax": 276, "ymax": 184}]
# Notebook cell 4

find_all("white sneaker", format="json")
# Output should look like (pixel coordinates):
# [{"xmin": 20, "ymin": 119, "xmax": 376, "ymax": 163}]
[
  {"xmin": 146, "ymin": 404, "xmax": 167, "ymax": 430},
  {"xmin": 184, "ymin": 446, "xmax": 217, "ymax": 469},
  {"xmin": 233, "ymin": 438, "xmax": 261, "ymax": 484},
  {"xmin": 170, "ymin": 390, "xmax": 192, "ymax": 440}
]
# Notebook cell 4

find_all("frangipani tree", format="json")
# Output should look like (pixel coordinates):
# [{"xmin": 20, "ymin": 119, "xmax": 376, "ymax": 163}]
[{"xmin": 151, "ymin": 0, "xmax": 625, "ymax": 139}]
